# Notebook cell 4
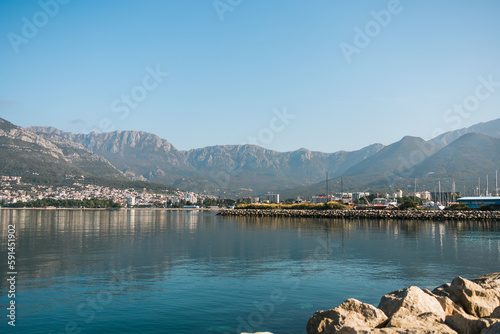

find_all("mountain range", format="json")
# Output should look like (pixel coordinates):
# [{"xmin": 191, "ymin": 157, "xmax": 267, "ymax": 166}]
[{"xmin": 1, "ymin": 116, "xmax": 499, "ymax": 198}]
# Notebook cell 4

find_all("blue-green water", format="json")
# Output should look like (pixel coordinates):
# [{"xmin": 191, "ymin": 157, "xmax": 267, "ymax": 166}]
[{"xmin": 1, "ymin": 209, "xmax": 500, "ymax": 333}]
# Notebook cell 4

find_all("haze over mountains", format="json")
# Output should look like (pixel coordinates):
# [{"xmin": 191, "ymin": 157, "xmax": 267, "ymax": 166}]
[{"xmin": 1, "ymin": 116, "xmax": 499, "ymax": 198}]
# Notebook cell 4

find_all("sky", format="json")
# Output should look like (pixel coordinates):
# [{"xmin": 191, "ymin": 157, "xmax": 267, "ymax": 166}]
[{"xmin": 1, "ymin": 0, "xmax": 499, "ymax": 153}]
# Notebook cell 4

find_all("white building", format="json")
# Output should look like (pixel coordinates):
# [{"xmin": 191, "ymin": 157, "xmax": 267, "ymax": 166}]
[
  {"xmin": 127, "ymin": 197, "xmax": 136, "ymax": 206},
  {"xmin": 265, "ymin": 193, "xmax": 280, "ymax": 203},
  {"xmin": 409, "ymin": 191, "xmax": 432, "ymax": 201},
  {"xmin": 184, "ymin": 193, "xmax": 198, "ymax": 203},
  {"xmin": 393, "ymin": 190, "xmax": 403, "ymax": 198}
]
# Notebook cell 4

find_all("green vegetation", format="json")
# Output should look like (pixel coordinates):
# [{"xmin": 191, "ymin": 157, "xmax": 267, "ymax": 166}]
[
  {"xmin": 445, "ymin": 203, "xmax": 472, "ymax": 211},
  {"xmin": 235, "ymin": 201, "xmax": 349, "ymax": 210},
  {"xmin": 479, "ymin": 204, "xmax": 500, "ymax": 211},
  {"xmin": 2, "ymin": 198, "xmax": 122, "ymax": 208},
  {"xmin": 397, "ymin": 196, "xmax": 423, "ymax": 205},
  {"xmin": 398, "ymin": 200, "xmax": 419, "ymax": 210}
]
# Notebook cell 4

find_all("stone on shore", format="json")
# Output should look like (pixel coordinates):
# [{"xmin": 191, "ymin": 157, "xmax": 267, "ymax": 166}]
[
  {"xmin": 377, "ymin": 286, "xmax": 452, "ymax": 332},
  {"xmin": 307, "ymin": 273, "xmax": 500, "ymax": 334},
  {"xmin": 423, "ymin": 288, "xmax": 466, "ymax": 316},
  {"xmin": 378, "ymin": 286, "xmax": 445, "ymax": 320},
  {"xmin": 448, "ymin": 276, "xmax": 500, "ymax": 318},
  {"xmin": 445, "ymin": 312, "xmax": 497, "ymax": 334},
  {"xmin": 306, "ymin": 298, "xmax": 388, "ymax": 334}
]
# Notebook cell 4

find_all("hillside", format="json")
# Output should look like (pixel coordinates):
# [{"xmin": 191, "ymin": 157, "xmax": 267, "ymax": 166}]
[
  {"xmin": 340, "ymin": 136, "xmax": 442, "ymax": 190},
  {"xmin": 0, "ymin": 118, "xmax": 88, "ymax": 185},
  {"xmin": 431, "ymin": 118, "xmax": 500, "ymax": 146},
  {"xmin": 412, "ymin": 133, "xmax": 500, "ymax": 192},
  {"xmin": 29, "ymin": 126, "xmax": 384, "ymax": 196},
  {"xmin": 0, "ymin": 119, "xmax": 175, "ymax": 191}
]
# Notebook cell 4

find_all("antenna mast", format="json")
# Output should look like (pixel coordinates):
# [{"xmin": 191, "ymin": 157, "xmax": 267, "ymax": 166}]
[{"xmin": 486, "ymin": 175, "xmax": 489, "ymax": 197}]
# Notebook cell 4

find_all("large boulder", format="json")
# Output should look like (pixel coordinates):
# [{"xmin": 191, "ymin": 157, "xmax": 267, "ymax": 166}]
[
  {"xmin": 386, "ymin": 313, "xmax": 456, "ymax": 333},
  {"xmin": 448, "ymin": 276, "xmax": 500, "ymax": 318},
  {"xmin": 445, "ymin": 312, "xmax": 493, "ymax": 334},
  {"xmin": 471, "ymin": 273, "xmax": 500, "ymax": 290},
  {"xmin": 378, "ymin": 286, "xmax": 452, "ymax": 331},
  {"xmin": 306, "ymin": 299, "xmax": 388, "ymax": 334},
  {"xmin": 378, "ymin": 286, "xmax": 445, "ymax": 320},
  {"xmin": 424, "ymin": 288, "xmax": 466, "ymax": 316}
]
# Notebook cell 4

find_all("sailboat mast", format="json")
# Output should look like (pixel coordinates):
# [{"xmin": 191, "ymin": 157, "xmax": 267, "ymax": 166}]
[
  {"xmin": 486, "ymin": 175, "xmax": 489, "ymax": 197},
  {"xmin": 438, "ymin": 180, "xmax": 441, "ymax": 204},
  {"xmin": 452, "ymin": 180, "xmax": 456, "ymax": 203},
  {"xmin": 497, "ymin": 170, "xmax": 499, "ymax": 196},
  {"xmin": 414, "ymin": 178, "xmax": 417, "ymax": 202}
]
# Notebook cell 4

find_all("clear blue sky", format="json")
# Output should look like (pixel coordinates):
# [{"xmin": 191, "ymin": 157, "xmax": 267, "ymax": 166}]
[{"xmin": 1, "ymin": 0, "xmax": 499, "ymax": 153}]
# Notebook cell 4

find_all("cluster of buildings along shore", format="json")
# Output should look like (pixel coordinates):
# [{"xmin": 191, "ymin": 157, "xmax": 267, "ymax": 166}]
[
  {"xmin": 0, "ymin": 176, "xmax": 216, "ymax": 207},
  {"xmin": 2, "ymin": 175, "xmax": 499, "ymax": 209},
  {"xmin": 252, "ymin": 190, "xmax": 433, "ymax": 206},
  {"xmin": 238, "ymin": 190, "xmax": 500, "ymax": 210}
]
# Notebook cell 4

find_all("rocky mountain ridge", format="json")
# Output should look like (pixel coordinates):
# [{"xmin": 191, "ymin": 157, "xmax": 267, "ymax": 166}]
[
  {"xmin": 28, "ymin": 125, "xmax": 386, "ymax": 195},
  {"xmin": 0, "ymin": 116, "xmax": 498, "ymax": 196}
]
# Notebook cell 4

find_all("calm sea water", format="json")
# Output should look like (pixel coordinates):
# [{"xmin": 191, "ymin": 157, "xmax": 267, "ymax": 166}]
[{"xmin": 1, "ymin": 209, "xmax": 500, "ymax": 334}]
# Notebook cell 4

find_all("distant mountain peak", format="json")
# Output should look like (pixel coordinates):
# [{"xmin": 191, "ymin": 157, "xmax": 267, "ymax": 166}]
[{"xmin": 431, "ymin": 118, "xmax": 500, "ymax": 146}]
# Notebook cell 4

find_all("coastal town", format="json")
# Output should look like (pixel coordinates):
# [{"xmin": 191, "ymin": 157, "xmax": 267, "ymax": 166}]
[
  {"xmin": 0, "ymin": 175, "xmax": 220, "ymax": 208},
  {"xmin": 2, "ymin": 175, "xmax": 499, "ymax": 210}
]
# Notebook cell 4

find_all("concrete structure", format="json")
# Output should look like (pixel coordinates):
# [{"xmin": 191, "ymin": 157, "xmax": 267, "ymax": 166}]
[
  {"xmin": 457, "ymin": 196, "xmax": 500, "ymax": 209},
  {"xmin": 126, "ymin": 197, "xmax": 136, "ymax": 206},
  {"xmin": 184, "ymin": 193, "xmax": 197, "ymax": 203},
  {"xmin": 265, "ymin": 193, "xmax": 280, "ymax": 204},
  {"xmin": 409, "ymin": 191, "xmax": 432, "ymax": 201},
  {"xmin": 393, "ymin": 190, "xmax": 403, "ymax": 198}
]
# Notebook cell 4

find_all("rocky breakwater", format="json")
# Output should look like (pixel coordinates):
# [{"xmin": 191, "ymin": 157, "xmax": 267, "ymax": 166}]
[
  {"xmin": 307, "ymin": 273, "xmax": 500, "ymax": 334},
  {"xmin": 218, "ymin": 209, "xmax": 500, "ymax": 221}
]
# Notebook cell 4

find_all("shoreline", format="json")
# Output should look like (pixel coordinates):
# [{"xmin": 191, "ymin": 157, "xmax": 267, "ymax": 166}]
[{"xmin": 218, "ymin": 209, "xmax": 500, "ymax": 221}]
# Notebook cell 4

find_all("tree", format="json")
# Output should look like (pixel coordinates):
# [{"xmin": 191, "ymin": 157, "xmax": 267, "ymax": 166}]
[
  {"xmin": 445, "ymin": 203, "xmax": 471, "ymax": 211},
  {"xmin": 397, "ymin": 196, "xmax": 422, "ymax": 205},
  {"xmin": 479, "ymin": 205, "xmax": 492, "ymax": 211},
  {"xmin": 399, "ymin": 200, "xmax": 418, "ymax": 210}
]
